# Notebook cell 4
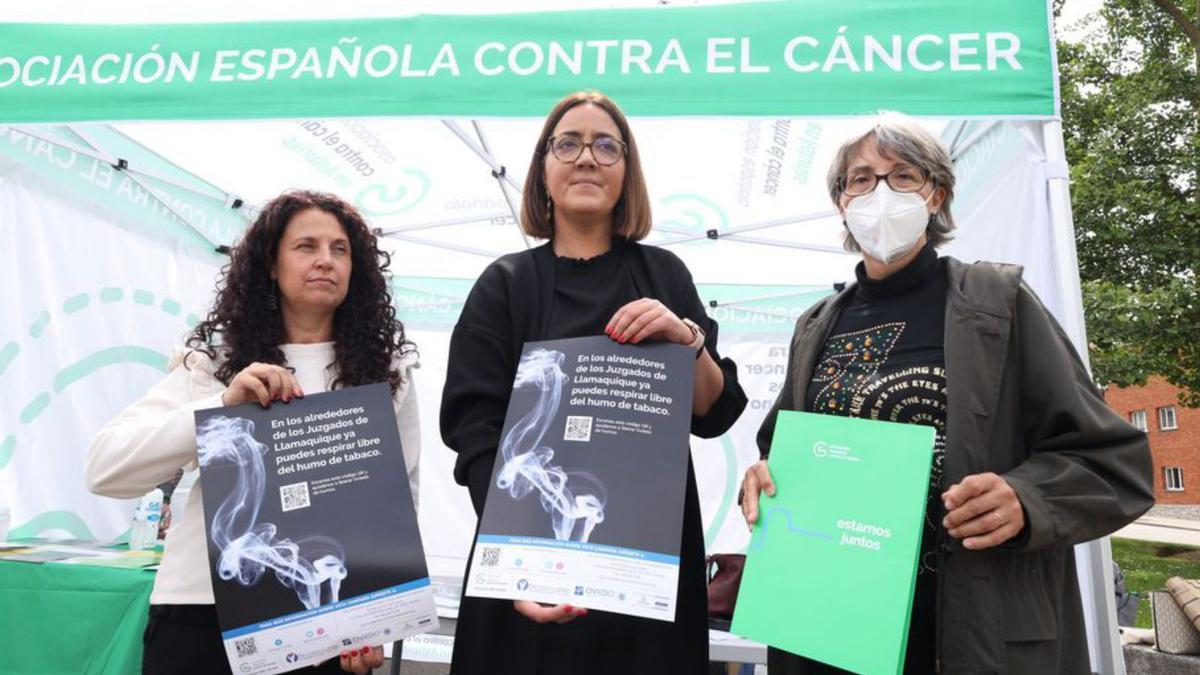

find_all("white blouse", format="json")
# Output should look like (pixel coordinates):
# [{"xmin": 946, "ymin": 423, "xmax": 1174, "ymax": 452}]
[{"xmin": 84, "ymin": 343, "xmax": 420, "ymax": 605}]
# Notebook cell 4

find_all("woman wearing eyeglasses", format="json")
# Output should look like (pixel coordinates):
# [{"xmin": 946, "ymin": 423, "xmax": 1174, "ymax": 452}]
[
  {"xmin": 440, "ymin": 90, "xmax": 747, "ymax": 674},
  {"xmin": 739, "ymin": 117, "xmax": 1153, "ymax": 673}
]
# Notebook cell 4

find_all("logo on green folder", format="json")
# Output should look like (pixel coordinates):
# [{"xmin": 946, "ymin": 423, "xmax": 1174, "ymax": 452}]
[{"xmin": 812, "ymin": 440, "xmax": 858, "ymax": 461}]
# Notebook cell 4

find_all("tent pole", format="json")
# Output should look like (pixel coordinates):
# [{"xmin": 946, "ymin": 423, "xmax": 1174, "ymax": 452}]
[
  {"xmin": 944, "ymin": 120, "xmax": 968, "ymax": 156},
  {"xmin": 719, "ymin": 233, "xmax": 849, "ymax": 255},
  {"xmin": 946, "ymin": 120, "xmax": 1000, "ymax": 161},
  {"xmin": 19, "ymin": 124, "xmax": 234, "ymax": 203},
  {"xmin": 16, "ymin": 124, "xmax": 225, "ymax": 249},
  {"xmin": 441, "ymin": 120, "xmax": 531, "ymax": 249},
  {"xmin": 387, "ymin": 232, "xmax": 503, "ymax": 259},
  {"xmin": 108, "ymin": 125, "xmax": 239, "ymax": 200},
  {"xmin": 654, "ymin": 209, "xmax": 838, "ymax": 247},
  {"xmin": 470, "ymin": 121, "xmax": 531, "ymax": 249},
  {"xmin": 1042, "ymin": 118, "xmax": 1124, "ymax": 675},
  {"xmin": 378, "ymin": 211, "xmax": 513, "ymax": 236}
]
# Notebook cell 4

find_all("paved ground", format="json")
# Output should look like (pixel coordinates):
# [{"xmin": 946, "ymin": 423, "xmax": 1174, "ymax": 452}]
[
  {"xmin": 1115, "ymin": 516, "xmax": 1200, "ymax": 547},
  {"xmin": 1146, "ymin": 504, "xmax": 1200, "ymax": 521}
]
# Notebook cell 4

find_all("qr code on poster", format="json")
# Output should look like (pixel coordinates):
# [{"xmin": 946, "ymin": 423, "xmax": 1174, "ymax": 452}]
[
  {"xmin": 564, "ymin": 416, "xmax": 592, "ymax": 442},
  {"xmin": 235, "ymin": 636, "xmax": 257, "ymax": 658},
  {"xmin": 480, "ymin": 547, "xmax": 501, "ymax": 567},
  {"xmin": 280, "ymin": 482, "xmax": 311, "ymax": 512}
]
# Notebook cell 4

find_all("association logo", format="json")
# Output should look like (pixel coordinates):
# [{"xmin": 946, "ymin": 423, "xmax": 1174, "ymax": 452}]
[
  {"xmin": 342, "ymin": 639, "xmax": 353, "ymax": 647},
  {"xmin": 274, "ymin": 639, "xmax": 284, "ymax": 647},
  {"xmin": 516, "ymin": 579, "xmax": 530, "ymax": 591},
  {"xmin": 316, "ymin": 628, "xmax": 325, "ymax": 636},
  {"xmin": 555, "ymin": 562, "xmax": 564, "ymax": 570},
  {"xmin": 286, "ymin": 653, "xmax": 300, "ymax": 664},
  {"xmin": 812, "ymin": 441, "xmax": 859, "ymax": 462},
  {"xmin": 514, "ymin": 558, "xmax": 523, "ymax": 567},
  {"xmin": 305, "ymin": 631, "xmax": 314, "ymax": 638},
  {"xmin": 574, "ymin": 585, "xmax": 584, "ymax": 596}
]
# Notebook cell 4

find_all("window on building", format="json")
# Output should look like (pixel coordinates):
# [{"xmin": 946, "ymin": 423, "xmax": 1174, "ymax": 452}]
[
  {"xmin": 1165, "ymin": 467, "xmax": 1185, "ymax": 492},
  {"xmin": 1130, "ymin": 410, "xmax": 1148, "ymax": 432},
  {"xmin": 1159, "ymin": 406, "xmax": 1179, "ymax": 431}
]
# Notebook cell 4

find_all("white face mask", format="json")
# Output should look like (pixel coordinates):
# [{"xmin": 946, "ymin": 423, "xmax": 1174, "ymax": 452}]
[{"xmin": 843, "ymin": 183, "xmax": 933, "ymax": 263}]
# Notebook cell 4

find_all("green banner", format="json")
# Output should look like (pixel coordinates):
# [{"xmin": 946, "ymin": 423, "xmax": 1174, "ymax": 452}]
[
  {"xmin": 732, "ymin": 411, "xmax": 934, "ymax": 674},
  {"xmin": 0, "ymin": 1, "xmax": 1057, "ymax": 122}
]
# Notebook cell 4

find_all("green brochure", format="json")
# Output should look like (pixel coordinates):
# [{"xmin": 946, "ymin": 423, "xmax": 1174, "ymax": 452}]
[{"xmin": 731, "ymin": 411, "xmax": 935, "ymax": 675}]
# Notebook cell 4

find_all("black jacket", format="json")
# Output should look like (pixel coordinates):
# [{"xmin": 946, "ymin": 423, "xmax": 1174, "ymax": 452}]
[
  {"xmin": 759, "ymin": 257, "xmax": 1154, "ymax": 674},
  {"xmin": 441, "ymin": 239, "xmax": 747, "ymax": 674}
]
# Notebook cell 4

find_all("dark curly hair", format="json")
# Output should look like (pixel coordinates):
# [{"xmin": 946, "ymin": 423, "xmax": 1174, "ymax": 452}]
[{"xmin": 186, "ymin": 189, "xmax": 413, "ymax": 393}]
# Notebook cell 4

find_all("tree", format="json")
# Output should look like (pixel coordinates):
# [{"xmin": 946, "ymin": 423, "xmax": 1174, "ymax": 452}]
[{"xmin": 1057, "ymin": 0, "xmax": 1200, "ymax": 405}]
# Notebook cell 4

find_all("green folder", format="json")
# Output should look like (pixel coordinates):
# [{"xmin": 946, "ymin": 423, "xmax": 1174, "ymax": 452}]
[{"xmin": 731, "ymin": 411, "xmax": 935, "ymax": 675}]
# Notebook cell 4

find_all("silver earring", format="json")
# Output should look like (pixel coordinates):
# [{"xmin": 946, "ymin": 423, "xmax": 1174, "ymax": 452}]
[{"xmin": 546, "ymin": 196, "xmax": 554, "ymax": 222}]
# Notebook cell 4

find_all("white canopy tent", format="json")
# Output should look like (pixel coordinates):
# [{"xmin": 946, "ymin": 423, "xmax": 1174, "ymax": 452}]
[{"xmin": 0, "ymin": 1, "xmax": 1123, "ymax": 672}]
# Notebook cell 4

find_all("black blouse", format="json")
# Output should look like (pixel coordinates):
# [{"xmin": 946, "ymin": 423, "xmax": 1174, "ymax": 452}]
[
  {"xmin": 785, "ymin": 242, "xmax": 948, "ymax": 675},
  {"xmin": 440, "ymin": 238, "xmax": 747, "ymax": 675},
  {"xmin": 549, "ymin": 244, "xmax": 638, "ymax": 338}
]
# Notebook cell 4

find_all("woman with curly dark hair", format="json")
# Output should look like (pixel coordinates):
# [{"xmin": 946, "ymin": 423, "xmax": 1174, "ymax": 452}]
[{"xmin": 85, "ymin": 190, "xmax": 417, "ymax": 675}]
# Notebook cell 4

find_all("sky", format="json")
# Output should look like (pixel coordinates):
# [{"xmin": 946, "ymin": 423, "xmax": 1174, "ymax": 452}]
[{"xmin": 1059, "ymin": 0, "xmax": 1106, "ymax": 37}]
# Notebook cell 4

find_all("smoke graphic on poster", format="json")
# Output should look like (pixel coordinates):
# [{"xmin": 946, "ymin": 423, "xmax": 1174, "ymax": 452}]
[
  {"xmin": 197, "ymin": 415, "xmax": 348, "ymax": 610},
  {"xmin": 496, "ymin": 349, "xmax": 607, "ymax": 543}
]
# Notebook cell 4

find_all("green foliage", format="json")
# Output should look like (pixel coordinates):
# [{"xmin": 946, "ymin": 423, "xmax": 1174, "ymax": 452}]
[
  {"xmin": 1111, "ymin": 537, "xmax": 1200, "ymax": 628},
  {"xmin": 1058, "ymin": 0, "xmax": 1200, "ymax": 405}
]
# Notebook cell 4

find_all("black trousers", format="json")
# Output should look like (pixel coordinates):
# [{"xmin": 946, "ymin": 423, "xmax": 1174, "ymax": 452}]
[{"xmin": 142, "ymin": 605, "xmax": 345, "ymax": 675}]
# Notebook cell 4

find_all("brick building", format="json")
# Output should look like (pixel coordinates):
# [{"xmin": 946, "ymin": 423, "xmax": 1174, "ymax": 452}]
[{"xmin": 1105, "ymin": 377, "xmax": 1198, "ymax": 505}]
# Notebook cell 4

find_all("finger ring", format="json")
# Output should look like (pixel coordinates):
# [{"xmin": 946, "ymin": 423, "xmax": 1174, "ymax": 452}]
[{"xmin": 992, "ymin": 510, "xmax": 1005, "ymax": 527}]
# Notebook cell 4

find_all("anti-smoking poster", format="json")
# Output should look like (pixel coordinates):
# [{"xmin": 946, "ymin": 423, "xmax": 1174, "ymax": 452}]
[
  {"xmin": 195, "ymin": 383, "xmax": 436, "ymax": 674},
  {"xmin": 465, "ymin": 336, "xmax": 694, "ymax": 621}
]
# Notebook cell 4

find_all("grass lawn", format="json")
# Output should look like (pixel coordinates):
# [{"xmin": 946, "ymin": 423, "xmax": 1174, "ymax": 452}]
[{"xmin": 1111, "ymin": 537, "xmax": 1200, "ymax": 628}]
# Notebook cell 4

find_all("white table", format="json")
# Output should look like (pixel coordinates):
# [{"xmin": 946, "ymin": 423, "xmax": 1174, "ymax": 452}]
[{"xmin": 388, "ymin": 617, "xmax": 769, "ymax": 672}]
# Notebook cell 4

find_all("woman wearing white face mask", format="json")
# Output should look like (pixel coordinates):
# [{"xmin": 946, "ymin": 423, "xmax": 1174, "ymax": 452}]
[{"xmin": 739, "ymin": 118, "xmax": 1153, "ymax": 674}]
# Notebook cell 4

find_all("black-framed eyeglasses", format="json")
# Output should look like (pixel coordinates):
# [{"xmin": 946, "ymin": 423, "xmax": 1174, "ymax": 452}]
[
  {"xmin": 839, "ymin": 167, "xmax": 930, "ymax": 197},
  {"xmin": 546, "ymin": 134, "xmax": 627, "ymax": 166}
]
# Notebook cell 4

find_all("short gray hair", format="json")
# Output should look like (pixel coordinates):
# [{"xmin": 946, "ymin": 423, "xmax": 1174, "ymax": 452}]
[{"xmin": 826, "ymin": 114, "xmax": 956, "ymax": 252}]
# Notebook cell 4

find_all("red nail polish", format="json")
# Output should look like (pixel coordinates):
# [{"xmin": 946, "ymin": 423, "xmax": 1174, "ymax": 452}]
[
  {"xmin": 349, "ymin": 650, "xmax": 358, "ymax": 657},
  {"xmin": 361, "ymin": 646, "xmax": 370, "ymax": 654}
]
